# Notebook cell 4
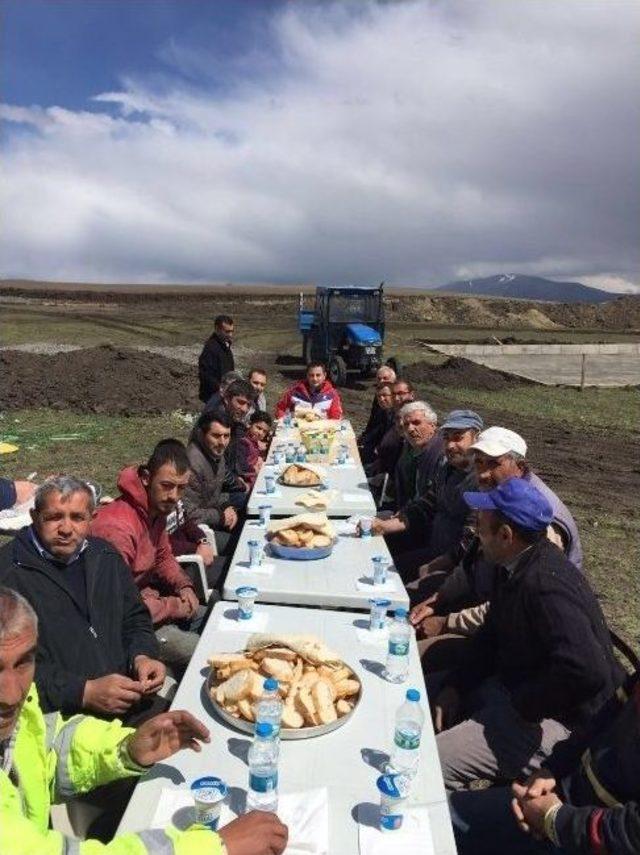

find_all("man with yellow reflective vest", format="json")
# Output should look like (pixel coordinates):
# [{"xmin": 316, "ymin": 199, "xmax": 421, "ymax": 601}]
[{"xmin": 0, "ymin": 586, "xmax": 288, "ymax": 855}]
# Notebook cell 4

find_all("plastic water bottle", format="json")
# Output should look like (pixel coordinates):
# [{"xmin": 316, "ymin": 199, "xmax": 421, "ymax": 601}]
[
  {"xmin": 247, "ymin": 723, "xmax": 279, "ymax": 812},
  {"xmin": 389, "ymin": 689, "xmax": 425, "ymax": 778},
  {"xmin": 254, "ymin": 678, "xmax": 283, "ymax": 741},
  {"xmin": 384, "ymin": 608, "xmax": 411, "ymax": 683},
  {"xmin": 295, "ymin": 445, "xmax": 307, "ymax": 462}
]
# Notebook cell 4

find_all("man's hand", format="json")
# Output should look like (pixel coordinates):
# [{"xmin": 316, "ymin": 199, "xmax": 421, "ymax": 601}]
[
  {"xmin": 433, "ymin": 686, "xmax": 461, "ymax": 733},
  {"xmin": 133, "ymin": 655, "xmax": 166, "ymax": 695},
  {"xmin": 219, "ymin": 811, "xmax": 289, "ymax": 855},
  {"xmin": 179, "ymin": 587, "xmax": 199, "ymax": 617},
  {"xmin": 196, "ymin": 542, "xmax": 215, "ymax": 566},
  {"xmin": 520, "ymin": 767, "xmax": 557, "ymax": 798},
  {"xmin": 409, "ymin": 594, "xmax": 438, "ymax": 625},
  {"xmin": 128, "ymin": 710, "xmax": 211, "ymax": 767},
  {"xmin": 370, "ymin": 517, "xmax": 387, "ymax": 536},
  {"xmin": 511, "ymin": 782, "xmax": 562, "ymax": 839},
  {"xmin": 82, "ymin": 674, "xmax": 143, "ymax": 715},
  {"xmin": 416, "ymin": 615, "xmax": 447, "ymax": 640},
  {"xmin": 223, "ymin": 507, "xmax": 239, "ymax": 530}
]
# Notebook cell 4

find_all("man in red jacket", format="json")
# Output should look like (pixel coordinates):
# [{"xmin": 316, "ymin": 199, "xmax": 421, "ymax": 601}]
[
  {"xmin": 92, "ymin": 440, "xmax": 205, "ymax": 672},
  {"xmin": 275, "ymin": 361, "xmax": 343, "ymax": 420}
]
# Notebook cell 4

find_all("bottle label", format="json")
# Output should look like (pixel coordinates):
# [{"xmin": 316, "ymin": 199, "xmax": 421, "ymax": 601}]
[
  {"xmin": 394, "ymin": 729, "xmax": 420, "ymax": 750},
  {"xmin": 388, "ymin": 640, "xmax": 409, "ymax": 656},
  {"xmin": 249, "ymin": 772, "xmax": 278, "ymax": 793}
]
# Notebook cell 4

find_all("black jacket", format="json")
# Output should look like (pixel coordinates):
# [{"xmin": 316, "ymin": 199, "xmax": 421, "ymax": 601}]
[
  {"xmin": 198, "ymin": 332, "xmax": 234, "ymax": 402},
  {"xmin": 452, "ymin": 538, "xmax": 623, "ymax": 729},
  {"xmin": 0, "ymin": 529, "xmax": 158, "ymax": 714}
]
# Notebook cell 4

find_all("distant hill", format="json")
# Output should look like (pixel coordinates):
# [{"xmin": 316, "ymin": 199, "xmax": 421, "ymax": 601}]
[{"xmin": 434, "ymin": 274, "xmax": 619, "ymax": 303}]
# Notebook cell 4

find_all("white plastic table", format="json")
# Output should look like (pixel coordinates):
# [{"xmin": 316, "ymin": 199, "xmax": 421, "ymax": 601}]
[
  {"xmin": 247, "ymin": 455, "xmax": 376, "ymax": 518},
  {"xmin": 118, "ymin": 602, "xmax": 457, "ymax": 854},
  {"xmin": 224, "ymin": 521, "xmax": 409, "ymax": 611}
]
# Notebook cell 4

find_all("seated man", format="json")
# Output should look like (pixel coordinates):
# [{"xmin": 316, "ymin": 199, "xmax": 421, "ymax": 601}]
[
  {"xmin": 372, "ymin": 410, "xmax": 482, "ymax": 580},
  {"xmin": 432, "ymin": 478, "xmax": 623, "ymax": 792},
  {"xmin": 238, "ymin": 410, "xmax": 273, "ymax": 488},
  {"xmin": 275, "ymin": 361, "xmax": 343, "ymax": 420},
  {"xmin": 184, "ymin": 409, "xmax": 240, "ymax": 562},
  {"xmin": 360, "ymin": 381, "xmax": 396, "ymax": 467},
  {"xmin": 247, "ymin": 366, "xmax": 268, "ymax": 414},
  {"xmin": 393, "ymin": 401, "xmax": 443, "ymax": 508},
  {"xmin": 410, "ymin": 427, "xmax": 584, "ymax": 663},
  {"xmin": 203, "ymin": 369, "xmax": 245, "ymax": 412},
  {"xmin": 0, "ymin": 586, "xmax": 288, "ymax": 855},
  {"xmin": 450, "ymin": 668, "xmax": 640, "ymax": 854},
  {"xmin": 91, "ymin": 440, "xmax": 205, "ymax": 672},
  {"xmin": 359, "ymin": 365, "xmax": 396, "ymax": 456},
  {"xmin": 0, "ymin": 476, "xmax": 164, "ymax": 721},
  {"xmin": 0, "ymin": 477, "xmax": 36, "ymax": 511},
  {"xmin": 212, "ymin": 378, "xmax": 258, "ymax": 507},
  {"xmin": 370, "ymin": 378, "xmax": 416, "ymax": 476}
]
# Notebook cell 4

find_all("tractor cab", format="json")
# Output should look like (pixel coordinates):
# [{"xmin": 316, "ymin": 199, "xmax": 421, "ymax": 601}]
[{"xmin": 299, "ymin": 284, "xmax": 387, "ymax": 386}]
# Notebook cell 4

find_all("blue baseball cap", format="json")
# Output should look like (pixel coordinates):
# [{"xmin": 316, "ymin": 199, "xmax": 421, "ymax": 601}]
[
  {"xmin": 463, "ymin": 477, "xmax": 553, "ymax": 532},
  {"xmin": 441, "ymin": 409, "xmax": 484, "ymax": 432}
]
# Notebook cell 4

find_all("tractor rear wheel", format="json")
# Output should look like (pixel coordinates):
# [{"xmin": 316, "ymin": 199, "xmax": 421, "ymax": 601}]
[{"xmin": 328, "ymin": 355, "xmax": 347, "ymax": 387}]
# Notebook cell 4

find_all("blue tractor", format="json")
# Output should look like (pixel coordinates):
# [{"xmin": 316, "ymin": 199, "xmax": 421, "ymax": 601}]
[{"xmin": 298, "ymin": 284, "xmax": 394, "ymax": 386}]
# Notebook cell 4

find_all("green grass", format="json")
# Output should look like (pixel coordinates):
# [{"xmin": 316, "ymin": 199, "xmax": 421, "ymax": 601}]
[
  {"xmin": 423, "ymin": 384, "xmax": 640, "ymax": 434},
  {"xmin": 0, "ymin": 410, "xmax": 195, "ymax": 495}
]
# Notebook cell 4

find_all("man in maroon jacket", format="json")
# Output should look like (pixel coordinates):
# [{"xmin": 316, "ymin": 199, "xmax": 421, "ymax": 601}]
[{"xmin": 92, "ymin": 440, "xmax": 205, "ymax": 671}]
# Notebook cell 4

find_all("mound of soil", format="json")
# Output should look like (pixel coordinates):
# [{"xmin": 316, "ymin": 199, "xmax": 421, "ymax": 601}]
[
  {"xmin": 403, "ymin": 356, "xmax": 531, "ymax": 391},
  {"xmin": 1, "ymin": 345, "xmax": 200, "ymax": 414}
]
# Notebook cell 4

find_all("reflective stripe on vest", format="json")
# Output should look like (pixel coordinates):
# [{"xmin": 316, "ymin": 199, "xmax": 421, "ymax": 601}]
[
  {"xmin": 52, "ymin": 718, "xmax": 83, "ymax": 798},
  {"xmin": 581, "ymin": 749, "xmax": 622, "ymax": 809},
  {"xmin": 44, "ymin": 712, "xmax": 58, "ymax": 753},
  {"xmin": 62, "ymin": 838, "xmax": 82, "ymax": 855},
  {"xmin": 137, "ymin": 829, "xmax": 176, "ymax": 854}
]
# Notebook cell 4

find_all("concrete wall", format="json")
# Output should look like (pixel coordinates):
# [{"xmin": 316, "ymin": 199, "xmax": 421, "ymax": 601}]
[{"xmin": 426, "ymin": 343, "xmax": 640, "ymax": 356}]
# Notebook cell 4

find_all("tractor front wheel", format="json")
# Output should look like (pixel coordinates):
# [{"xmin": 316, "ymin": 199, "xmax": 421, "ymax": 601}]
[{"xmin": 328, "ymin": 355, "xmax": 347, "ymax": 387}]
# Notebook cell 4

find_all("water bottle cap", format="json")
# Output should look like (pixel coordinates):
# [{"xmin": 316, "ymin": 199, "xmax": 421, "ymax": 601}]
[
  {"xmin": 256, "ymin": 722, "xmax": 273, "ymax": 737},
  {"xmin": 406, "ymin": 688, "xmax": 420, "ymax": 702},
  {"xmin": 264, "ymin": 678, "xmax": 278, "ymax": 692},
  {"xmin": 395, "ymin": 607, "xmax": 408, "ymax": 619}
]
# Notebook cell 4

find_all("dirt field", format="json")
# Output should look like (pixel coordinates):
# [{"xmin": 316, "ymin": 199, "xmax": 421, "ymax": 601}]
[{"xmin": 1, "ymin": 286, "xmax": 638, "ymax": 647}]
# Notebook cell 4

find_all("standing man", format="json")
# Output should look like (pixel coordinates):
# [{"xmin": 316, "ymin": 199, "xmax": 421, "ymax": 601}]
[
  {"xmin": 91, "ymin": 440, "xmax": 205, "ymax": 672},
  {"xmin": 275, "ymin": 362, "xmax": 343, "ymax": 419},
  {"xmin": 0, "ymin": 476, "xmax": 164, "ymax": 720},
  {"xmin": 198, "ymin": 314, "xmax": 235, "ymax": 403}
]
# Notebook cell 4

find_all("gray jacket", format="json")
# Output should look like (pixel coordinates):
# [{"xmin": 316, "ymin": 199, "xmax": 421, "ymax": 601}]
[{"xmin": 184, "ymin": 436, "xmax": 227, "ymax": 529}]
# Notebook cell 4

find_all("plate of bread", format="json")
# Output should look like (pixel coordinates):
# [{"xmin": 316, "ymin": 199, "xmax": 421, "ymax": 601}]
[
  {"xmin": 206, "ymin": 633, "xmax": 362, "ymax": 739},
  {"xmin": 266, "ymin": 513, "xmax": 336, "ymax": 559},
  {"xmin": 279, "ymin": 462, "xmax": 326, "ymax": 488}
]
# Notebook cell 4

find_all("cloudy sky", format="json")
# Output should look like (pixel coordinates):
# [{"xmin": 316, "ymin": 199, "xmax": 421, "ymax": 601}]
[{"xmin": 2, "ymin": 0, "xmax": 639, "ymax": 292}]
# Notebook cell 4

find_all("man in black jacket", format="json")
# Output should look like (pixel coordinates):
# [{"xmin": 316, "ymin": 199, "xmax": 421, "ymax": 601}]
[
  {"xmin": 449, "ymin": 669, "xmax": 640, "ymax": 853},
  {"xmin": 433, "ymin": 478, "xmax": 623, "ymax": 791},
  {"xmin": 0, "ymin": 475, "xmax": 165, "ymax": 721},
  {"xmin": 198, "ymin": 313, "xmax": 235, "ymax": 403}
]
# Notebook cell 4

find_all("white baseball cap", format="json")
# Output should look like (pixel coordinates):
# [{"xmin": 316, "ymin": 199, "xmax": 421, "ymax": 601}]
[{"xmin": 471, "ymin": 426, "xmax": 527, "ymax": 458}]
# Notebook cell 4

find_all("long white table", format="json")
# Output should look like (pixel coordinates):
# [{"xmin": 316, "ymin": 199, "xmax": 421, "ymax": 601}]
[
  {"xmin": 247, "ymin": 419, "xmax": 376, "ymax": 518},
  {"xmin": 118, "ymin": 602, "xmax": 456, "ymax": 854},
  {"xmin": 223, "ymin": 521, "xmax": 409, "ymax": 611}
]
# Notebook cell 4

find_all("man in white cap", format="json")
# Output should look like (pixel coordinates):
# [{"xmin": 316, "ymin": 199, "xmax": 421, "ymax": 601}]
[{"xmin": 409, "ymin": 426, "xmax": 583, "ymax": 663}]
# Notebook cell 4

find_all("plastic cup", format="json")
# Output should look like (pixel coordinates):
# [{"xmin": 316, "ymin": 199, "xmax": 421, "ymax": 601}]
[
  {"xmin": 248, "ymin": 540, "xmax": 263, "ymax": 568},
  {"xmin": 259, "ymin": 505, "xmax": 272, "ymax": 527},
  {"xmin": 285, "ymin": 445, "xmax": 296, "ymax": 463},
  {"xmin": 264, "ymin": 473, "xmax": 276, "ymax": 494},
  {"xmin": 372, "ymin": 555, "xmax": 387, "ymax": 586},
  {"xmin": 296, "ymin": 446, "xmax": 306, "ymax": 462},
  {"xmin": 360, "ymin": 516, "xmax": 373, "ymax": 538},
  {"xmin": 273, "ymin": 450, "xmax": 283, "ymax": 466},
  {"xmin": 377, "ymin": 773, "xmax": 411, "ymax": 831},
  {"xmin": 236, "ymin": 586, "xmax": 258, "ymax": 620},
  {"xmin": 369, "ymin": 598, "xmax": 391, "ymax": 631},
  {"xmin": 191, "ymin": 776, "xmax": 227, "ymax": 830},
  {"xmin": 337, "ymin": 445, "xmax": 347, "ymax": 465}
]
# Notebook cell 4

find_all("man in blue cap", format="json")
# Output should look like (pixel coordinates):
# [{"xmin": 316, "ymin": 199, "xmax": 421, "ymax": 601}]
[
  {"xmin": 371, "ymin": 409, "xmax": 483, "ymax": 580},
  {"xmin": 432, "ymin": 478, "xmax": 623, "ymax": 792}
]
